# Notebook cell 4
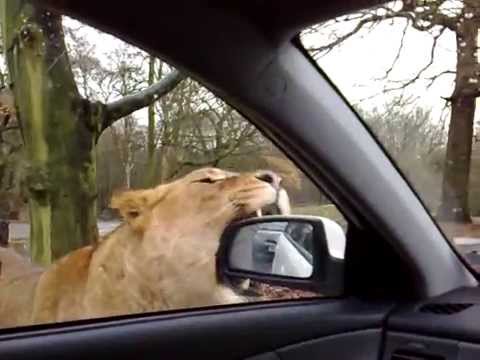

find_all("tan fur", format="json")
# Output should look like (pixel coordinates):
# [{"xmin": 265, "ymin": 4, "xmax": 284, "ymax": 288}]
[{"xmin": 0, "ymin": 168, "xmax": 280, "ymax": 327}]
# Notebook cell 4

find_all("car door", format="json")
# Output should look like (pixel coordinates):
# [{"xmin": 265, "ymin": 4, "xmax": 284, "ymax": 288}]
[
  {"xmin": 298, "ymin": 1, "xmax": 480, "ymax": 359},
  {"xmin": 0, "ymin": 1, "xmax": 476, "ymax": 359}
]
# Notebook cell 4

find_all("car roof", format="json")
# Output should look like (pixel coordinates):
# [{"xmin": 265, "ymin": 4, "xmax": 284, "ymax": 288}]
[{"xmin": 44, "ymin": 1, "xmax": 385, "ymax": 47}]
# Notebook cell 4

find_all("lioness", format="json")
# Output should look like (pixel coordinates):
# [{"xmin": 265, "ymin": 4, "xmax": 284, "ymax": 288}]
[{"xmin": 0, "ymin": 168, "xmax": 288, "ymax": 327}]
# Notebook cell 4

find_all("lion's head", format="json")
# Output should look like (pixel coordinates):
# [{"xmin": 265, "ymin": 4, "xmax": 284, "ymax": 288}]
[
  {"xmin": 105, "ymin": 168, "xmax": 290, "ymax": 308},
  {"xmin": 110, "ymin": 168, "xmax": 289, "ymax": 239}
]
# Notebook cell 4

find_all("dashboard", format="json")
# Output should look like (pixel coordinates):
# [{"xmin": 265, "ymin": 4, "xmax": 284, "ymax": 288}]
[{"xmin": 384, "ymin": 287, "xmax": 480, "ymax": 360}]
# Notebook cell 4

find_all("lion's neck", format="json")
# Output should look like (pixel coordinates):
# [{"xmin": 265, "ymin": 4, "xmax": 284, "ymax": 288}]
[
  {"xmin": 126, "ymin": 228, "xmax": 222, "ymax": 309},
  {"xmin": 84, "ymin": 223, "xmax": 234, "ymax": 316},
  {"xmin": 83, "ymin": 224, "xmax": 147, "ymax": 316}
]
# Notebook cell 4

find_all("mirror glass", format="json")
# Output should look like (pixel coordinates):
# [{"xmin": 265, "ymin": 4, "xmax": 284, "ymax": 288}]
[{"xmin": 228, "ymin": 221, "xmax": 314, "ymax": 278}]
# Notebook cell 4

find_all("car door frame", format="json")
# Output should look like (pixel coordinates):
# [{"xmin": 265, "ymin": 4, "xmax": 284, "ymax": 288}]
[{"xmin": 0, "ymin": 0, "xmax": 477, "ymax": 358}]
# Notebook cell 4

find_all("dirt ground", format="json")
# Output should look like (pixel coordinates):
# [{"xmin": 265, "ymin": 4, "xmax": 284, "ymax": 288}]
[{"xmin": 0, "ymin": 247, "xmax": 42, "ymax": 280}]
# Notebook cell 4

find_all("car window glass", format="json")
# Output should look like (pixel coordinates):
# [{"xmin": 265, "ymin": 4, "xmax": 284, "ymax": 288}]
[
  {"xmin": 300, "ymin": 0, "xmax": 480, "ymax": 271},
  {"xmin": 0, "ymin": 9, "xmax": 347, "ymax": 330}
]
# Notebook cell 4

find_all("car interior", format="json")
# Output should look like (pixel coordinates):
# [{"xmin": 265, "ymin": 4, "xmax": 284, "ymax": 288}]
[{"xmin": 1, "ymin": 1, "xmax": 480, "ymax": 359}]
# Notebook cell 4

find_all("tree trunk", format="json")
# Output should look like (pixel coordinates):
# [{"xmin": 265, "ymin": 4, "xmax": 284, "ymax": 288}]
[
  {"xmin": 146, "ymin": 56, "xmax": 157, "ymax": 186},
  {"xmin": 440, "ymin": 98, "xmax": 475, "ymax": 222},
  {"xmin": 125, "ymin": 162, "xmax": 132, "ymax": 189},
  {"xmin": 2, "ymin": 1, "xmax": 184, "ymax": 265},
  {"xmin": 438, "ymin": 7, "xmax": 479, "ymax": 223},
  {"xmin": 2, "ymin": 0, "xmax": 99, "ymax": 265}
]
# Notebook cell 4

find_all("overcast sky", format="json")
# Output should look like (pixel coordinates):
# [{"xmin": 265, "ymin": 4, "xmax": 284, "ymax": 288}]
[
  {"xmin": 302, "ymin": 17, "xmax": 479, "ymax": 124},
  {"xmin": 68, "ymin": 13, "xmax": 478, "ymax": 127}
]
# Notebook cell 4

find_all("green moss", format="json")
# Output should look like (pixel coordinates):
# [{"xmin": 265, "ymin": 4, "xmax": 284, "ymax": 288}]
[
  {"xmin": 3, "ymin": 0, "xmax": 98, "ymax": 265},
  {"xmin": 30, "ymin": 200, "xmax": 51, "ymax": 265}
]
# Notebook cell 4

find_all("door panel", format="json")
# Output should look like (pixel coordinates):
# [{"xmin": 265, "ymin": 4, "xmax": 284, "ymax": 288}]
[
  {"xmin": 0, "ymin": 300, "xmax": 390, "ymax": 360},
  {"xmin": 246, "ymin": 330, "xmax": 381, "ymax": 360},
  {"xmin": 276, "ymin": 329, "xmax": 382, "ymax": 360}
]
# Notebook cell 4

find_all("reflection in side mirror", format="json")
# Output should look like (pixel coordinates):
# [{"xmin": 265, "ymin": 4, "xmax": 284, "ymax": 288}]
[
  {"xmin": 218, "ymin": 215, "xmax": 346, "ymax": 295},
  {"xmin": 229, "ymin": 222, "xmax": 314, "ymax": 278}
]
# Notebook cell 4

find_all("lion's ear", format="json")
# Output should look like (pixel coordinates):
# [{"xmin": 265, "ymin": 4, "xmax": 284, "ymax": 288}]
[{"xmin": 110, "ymin": 189, "xmax": 156, "ymax": 231}]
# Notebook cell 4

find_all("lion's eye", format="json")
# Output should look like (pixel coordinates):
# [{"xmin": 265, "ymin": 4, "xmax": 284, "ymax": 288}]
[
  {"xmin": 194, "ymin": 177, "xmax": 217, "ymax": 184},
  {"xmin": 127, "ymin": 210, "xmax": 140, "ymax": 218}
]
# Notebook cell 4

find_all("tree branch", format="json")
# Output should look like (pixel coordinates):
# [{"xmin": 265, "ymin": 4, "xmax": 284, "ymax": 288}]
[
  {"xmin": 309, "ymin": 1, "xmax": 457, "ymax": 58},
  {"xmin": 425, "ymin": 70, "xmax": 455, "ymax": 88},
  {"xmin": 0, "ymin": 125, "xmax": 19, "ymax": 134},
  {"xmin": 103, "ymin": 70, "xmax": 185, "ymax": 132},
  {"xmin": 310, "ymin": 17, "xmax": 374, "ymax": 56},
  {"xmin": 388, "ymin": 26, "xmax": 445, "ymax": 87},
  {"xmin": 355, "ymin": 25, "xmax": 447, "ymax": 102},
  {"xmin": 376, "ymin": 19, "xmax": 409, "ymax": 80}
]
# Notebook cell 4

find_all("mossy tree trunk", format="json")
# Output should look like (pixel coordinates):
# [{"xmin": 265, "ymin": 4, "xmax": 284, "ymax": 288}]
[
  {"xmin": 1, "ymin": 0, "xmax": 184, "ymax": 265},
  {"xmin": 2, "ymin": 1, "xmax": 99, "ymax": 265}
]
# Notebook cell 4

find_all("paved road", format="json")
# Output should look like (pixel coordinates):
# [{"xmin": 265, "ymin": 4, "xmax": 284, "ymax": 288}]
[
  {"xmin": 9, "ymin": 221, "xmax": 121, "ymax": 240},
  {"xmin": 447, "ymin": 237, "xmax": 480, "ymax": 269},
  {"xmin": 454, "ymin": 238, "xmax": 480, "ymax": 253},
  {"xmin": 7, "ymin": 221, "xmax": 480, "ymax": 268}
]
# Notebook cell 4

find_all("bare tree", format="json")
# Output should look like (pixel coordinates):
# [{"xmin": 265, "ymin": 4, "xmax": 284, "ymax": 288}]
[
  {"xmin": 64, "ymin": 24, "xmax": 103, "ymax": 100},
  {"xmin": 305, "ymin": 0, "xmax": 480, "ymax": 222},
  {"xmin": 99, "ymin": 45, "xmax": 149, "ymax": 189},
  {"xmin": 360, "ymin": 96, "xmax": 447, "ymax": 209},
  {"xmin": 152, "ymin": 78, "xmax": 262, "ymax": 181},
  {"xmin": 110, "ymin": 116, "xmax": 146, "ymax": 189},
  {"xmin": 1, "ymin": 1, "xmax": 185, "ymax": 264}
]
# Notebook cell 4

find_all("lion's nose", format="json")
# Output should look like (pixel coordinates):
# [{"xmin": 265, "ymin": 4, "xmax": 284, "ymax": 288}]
[{"xmin": 255, "ymin": 170, "xmax": 281, "ymax": 189}]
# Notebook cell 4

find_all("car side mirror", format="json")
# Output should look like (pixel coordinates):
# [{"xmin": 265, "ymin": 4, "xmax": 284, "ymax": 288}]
[{"xmin": 217, "ymin": 215, "xmax": 346, "ymax": 296}]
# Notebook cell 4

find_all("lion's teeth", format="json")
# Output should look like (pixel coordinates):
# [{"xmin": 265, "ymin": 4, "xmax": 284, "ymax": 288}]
[
  {"xmin": 256, "ymin": 209, "xmax": 263, "ymax": 217},
  {"xmin": 277, "ymin": 188, "xmax": 291, "ymax": 215}
]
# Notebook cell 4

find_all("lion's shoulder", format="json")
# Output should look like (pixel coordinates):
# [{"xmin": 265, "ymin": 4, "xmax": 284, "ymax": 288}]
[
  {"xmin": 32, "ymin": 246, "xmax": 95, "ymax": 323},
  {"xmin": 41, "ymin": 246, "xmax": 94, "ymax": 285}
]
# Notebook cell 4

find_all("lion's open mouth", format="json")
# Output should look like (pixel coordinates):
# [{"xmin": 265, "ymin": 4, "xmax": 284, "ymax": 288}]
[{"xmin": 236, "ymin": 187, "xmax": 291, "ymax": 222}]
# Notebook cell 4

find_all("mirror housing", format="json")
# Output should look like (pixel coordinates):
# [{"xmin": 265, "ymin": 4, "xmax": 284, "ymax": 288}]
[{"xmin": 217, "ymin": 215, "xmax": 345, "ymax": 296}]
